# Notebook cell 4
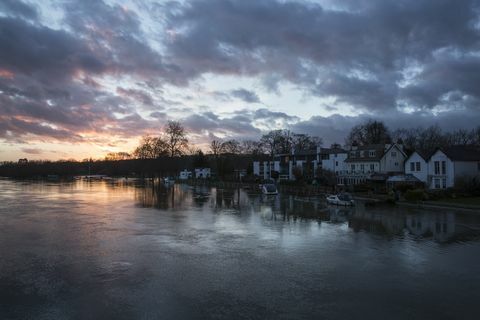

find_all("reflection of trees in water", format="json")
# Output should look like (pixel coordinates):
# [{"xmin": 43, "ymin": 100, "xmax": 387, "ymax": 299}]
[{"xmin": 134, "ymin": 184, "xmax": 189, "ymax": 210}]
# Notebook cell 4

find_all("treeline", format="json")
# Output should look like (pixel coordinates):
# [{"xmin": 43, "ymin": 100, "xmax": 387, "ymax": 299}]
[
  {"xmin": 346, "ymin": 120, "xmax": 480, "ymax": 155},
  {"xmin": 2, "ymin": 119, "xmax": 479, "ymax": 179},
  {"xmin": 0, "ymin": 155, "xmax": 260, "ymax": 179}
]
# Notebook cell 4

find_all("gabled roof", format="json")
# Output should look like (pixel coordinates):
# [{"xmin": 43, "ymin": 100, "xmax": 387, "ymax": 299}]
[
  {"xmin": 405, "ymin": 150, "xmax": 430, "ymax": 163},
  {"xmin": 319, "ymin": 147, "xmax": 347, "ymax": 154},
  {"xmin": 434, "ymin": 145, "xmax": 480, "ymax": 162},
  {"xmin": 345, "ymin": 144, "xmax": 385, "ymax": 162}
]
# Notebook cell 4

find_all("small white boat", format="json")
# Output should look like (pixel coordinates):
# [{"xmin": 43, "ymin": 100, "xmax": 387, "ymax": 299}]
[
  {"xmin": 261, "ymin": 184, "xmax": 278, "ymax": 195},
  {"xmin": 326, "ymin": 193, "xmax": 355, "ymax": 206}
]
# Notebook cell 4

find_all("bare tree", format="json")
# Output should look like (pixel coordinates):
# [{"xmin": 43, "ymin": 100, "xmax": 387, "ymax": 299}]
[
  {"xmin": 241, "ymin": 140, "xmax": 264, "ymax": 155},
  {"xmin": 164, "ymin": 121, "xmax": 189, "ymax": 157},
  {"xmin": 346, "ymin": 120, "xmax": 391, "ymax": 145},
  {"xmin": 222, "ymin": 139, "xmax": 241, "ymax": 154},
  {"xmin": 210, "ymin": 139, "xmax": 225, "ymax": 157},
  {"xmin": 133, "ymin": 135, "xmax": 155, "ymax": 159}
]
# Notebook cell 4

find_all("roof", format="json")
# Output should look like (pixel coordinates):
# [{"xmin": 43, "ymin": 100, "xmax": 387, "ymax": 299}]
[
  {"xmin": 319, "ymin": 147, "xmax": 347, "ymax": 154},
  {"xmin": 440, "ymin": 145, "xmax": 480, "ymax": 162},
  {"xmin": 293, "ymin": 149, "xmax": 317, "ymax": 156},
  {"xmin": 405, "ymin": 150, "xmax": 429, "ymax": 162},
  {"xmin": 345, "ymin": 144, "xmax": 385, "ymax": 162}
]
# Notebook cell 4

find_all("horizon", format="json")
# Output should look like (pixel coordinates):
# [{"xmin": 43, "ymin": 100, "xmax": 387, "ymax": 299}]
[{"xmin": 2, "ymin": 0, "xmax": 480, "ymax": 161}]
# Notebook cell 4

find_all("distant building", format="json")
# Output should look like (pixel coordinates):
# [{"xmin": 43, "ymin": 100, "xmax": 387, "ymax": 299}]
[
  {"xmin": 339, "ymin": 143, "xmax": 407, "ymax": 185},
  {"xmin": 195, "ymin": 168, "xmax": 211, "ymax": 179},
  {"xmin": 18, "ymin": 158, "xmax": 28, "ymax": 164},
  {"xmin": 179, "ymin": 170, "xmax": 192, "ymax": 180}
]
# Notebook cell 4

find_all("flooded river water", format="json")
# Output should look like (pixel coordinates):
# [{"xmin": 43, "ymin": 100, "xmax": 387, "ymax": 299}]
[{"xmin": 1, "ymin": 179, "xmax": 479, "ymax": 319}]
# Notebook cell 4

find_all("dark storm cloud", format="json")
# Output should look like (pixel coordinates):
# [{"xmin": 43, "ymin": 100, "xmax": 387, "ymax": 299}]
[
  {"xmin": 0, "ymin": 0, "xmax": 38, "ymax": 20},
  {"xmin": 165, "ymin": 0, "xmax": 480, "ymax": 111},
  {"xmin": 230, "ymin": 88, "xmax": 261, "ymax": 103},
  {"xmin": 292, "ymin": 110, "xmax": 480, "ymax": 146},
  {"xmin": 0, "ymin": 17, "xmax": 105, "ymax": 82},
  {"xmin": 1, "ymin": 0, "xmax": 480, "ymax": 146}
]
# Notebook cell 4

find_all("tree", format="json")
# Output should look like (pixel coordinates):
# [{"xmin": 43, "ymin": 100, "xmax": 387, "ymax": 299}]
[
  {"xmin": 105, "ymin": 152, "xmax": 131, "ymax": 161},
  {"xmin": 346, "ymin": 120, "xmax": 391, "ymax": 145},
  {"xmin": 164, "ymin": 121, "xmax": 189, "ymax": 157},
  {"xmin": 260, "ymin": 130, "xmax": 283, "ymax": 157},
  {"xmin": 241, "ymin": 140, "xmax": 264, "ymax": 155},
  {"xmin": 133, "ymin": 135, "xmax": 155, "ymax": 159},
  {"xmin": 222, "ymin": 139, "xmax": 241, "ymax": 154},
  {"xmin": 210, "ymin": 139, "xmax": 224, "ymax": 157}
]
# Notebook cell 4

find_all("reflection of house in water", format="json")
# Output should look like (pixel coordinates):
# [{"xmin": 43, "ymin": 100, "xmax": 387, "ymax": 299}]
[
  {"xmin": 348, "ymin": 209, "xmax": 406, "ymax": 235},
  {"xmin": 406, "ymin": 213, "xmax": 455, "ymax": 242}
]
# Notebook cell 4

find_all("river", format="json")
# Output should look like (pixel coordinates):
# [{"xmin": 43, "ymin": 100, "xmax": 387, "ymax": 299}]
[{"xmin": 0, "ymin": 179, "xmax": 479, "ymax": 319}]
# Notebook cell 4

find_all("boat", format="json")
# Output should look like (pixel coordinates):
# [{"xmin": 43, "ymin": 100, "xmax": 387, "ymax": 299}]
[
  {"xmin": 326, "ymin": 193, "xmax": 355, "ymax": 206},
  {"xmin": 261, "ymin": 183, "xmax": 278, "ymax": 195}
]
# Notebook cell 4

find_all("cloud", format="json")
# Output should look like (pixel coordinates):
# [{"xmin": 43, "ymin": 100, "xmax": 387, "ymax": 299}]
[
  {"xmin": 164, "ymin": 0, "xmax": 480, "ymax": 111},
  {"xmin": 0, "ymin": 0, "xmax": 38, "ymax": 20},
  {"xmin": 21, "ymin": 148, "xmax": 43, "ymax": 155},
  {"xmin": 230, "ymin": 88, "xmax": 261, "ymax": 103}
]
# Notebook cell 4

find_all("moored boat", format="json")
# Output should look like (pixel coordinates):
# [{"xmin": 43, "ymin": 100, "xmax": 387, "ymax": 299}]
[
  {"xmin": 326, "ymin": 193, "xmax": 355, "ymax": 206},
  {"xmin": 261, "ymin": 183, "xmax": 278, "ymax": 195}
]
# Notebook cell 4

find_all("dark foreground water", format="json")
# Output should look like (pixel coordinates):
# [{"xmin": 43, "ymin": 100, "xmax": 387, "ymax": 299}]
[{"xmin": 1, "ymin": 179, "xmax": 480, "ymax": 320}]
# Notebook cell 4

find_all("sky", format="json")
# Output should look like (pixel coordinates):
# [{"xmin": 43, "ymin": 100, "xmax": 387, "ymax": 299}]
[{"xmin": 1, "ymin": 0, "xmax": 480, "ymax": 161}]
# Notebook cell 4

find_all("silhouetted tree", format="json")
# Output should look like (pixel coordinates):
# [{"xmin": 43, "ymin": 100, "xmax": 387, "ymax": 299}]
[{"xmin": 164, "ymin": 121, "xmax": 189, "ymax": 157}]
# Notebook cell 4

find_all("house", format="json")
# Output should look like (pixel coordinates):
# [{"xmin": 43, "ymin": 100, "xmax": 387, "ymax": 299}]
[
  {"xmin": 253, "ymin": 146, "xmax": 349, "ymax": 182},
  {"xmin": 195, "ymin": 168, "xmax": 211, "ymax": 179},
  {"xmin": 290, "ymin": 149, "xmax": 317, "ymax": 180},
  {"xmin": 339, "ymin": 143, "xmax": 407, "ymax": 185},
  {"xmin": 318, "ymin": 147, "xmax": 348, "ymax": 175},
  {"xmin": 179, "ymin": 169, "xmax": 192, "ymax": 180},
  {"xmin": 18, "ymin": 158, "xmax": 28, "ymax": 164},
  {"xmin": 404, "ymin": 151, "xmax": 429, "ymax": 184},
  {"xmin": 426, "ymin": 146, "xmax": 480, "ymax": 189}
]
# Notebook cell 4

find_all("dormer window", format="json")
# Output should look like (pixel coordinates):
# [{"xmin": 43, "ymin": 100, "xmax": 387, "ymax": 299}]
[
  {"xmin": 391, "ymin": 151, "xmax": 397, "ymax": 157},
  {"xmin": 369, "ymin": 150, "xmax": 376, "ymax": 157},
  {"xmin": 350, "ymin": 151, "xmax": 356, "ymax": 157},
  {"xmin": 360, "ymin": 151, "xmax": 365, "ymax": 157}
]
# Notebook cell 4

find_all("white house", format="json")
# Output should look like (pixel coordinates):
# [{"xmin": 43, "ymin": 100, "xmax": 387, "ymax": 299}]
[
  {"xmin": 178, "ymin": 170, "xmax": 192, "ymax": 180},
  {"xmin": 194, "ymin": 168, "xmax": 211, "ymax": 179},
  {"xmin": 404, "ymin": 151, "xmax": 428, "ymax": 184},
  {"xmin": 340, "ymin": 143, "xmax": 407, "ymax": 185},
  {"xmin": 426, "ymin": 146, "xmax": 480, "ymax": 189},
  {"xmin": 319, "ymin": 147, "xmax": 348, "ymax": 174}
]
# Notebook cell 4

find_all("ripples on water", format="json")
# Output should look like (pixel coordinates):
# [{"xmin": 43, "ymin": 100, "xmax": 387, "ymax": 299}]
[{"xmin": 0, "ymin": 179, "xmax": 479, "ymax": 319}]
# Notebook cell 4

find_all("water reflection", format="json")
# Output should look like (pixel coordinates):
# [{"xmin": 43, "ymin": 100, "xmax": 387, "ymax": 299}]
[
  {"xmin": 1, "ymin": 179, "xmax": 480, "ymax": 319},
  {"xmin": 135, "ymin": 184, "xmax": 480, "ymax": 244}
]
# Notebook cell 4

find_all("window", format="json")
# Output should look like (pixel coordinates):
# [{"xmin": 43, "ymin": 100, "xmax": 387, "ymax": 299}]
[
  {"xmin": 434, "ymin": 178, "xmax": 440, "ymax": 189},
  {"xmin": 351, "ymin": 164, "xmax": 355, "ymax": 172},
  {"xmin": 410, "ymin": 162, "xmax": 415, "ymax": 171},
  {"xmin": 360, "ymin": 151, "xmax": 365, "ymax": 157},
  {"xmin": 394, "ymin": 162, "xmax": 399, "ymax": 166},
  {"xmin": 350, "ymin": 151, "xmax": 356, "ymax": 157},
  {"xmin": 370, "ymin": 164, "xmax": 375, "ymax": 171},
  {"xmin": 416, "ymin": 162, "xmax": 421, "ymax": 171},
  {"xmin": 391, "ymin": 151, "xmax": 397, "ymax": 157},
  {"xmin": 360, "ymin": 164, "xmax": 365, "ymax": 172},
  {"xmin": 441, "ymin": 161, "xmax": 446, "ymax": 175},
  {"xmin": 442, "ymin": 178, "xmax": 446, "ymax": 189},
  {"xmin": 434, "ymin": 161, "xmax": 440, "ymax": 174},
  {"xmin": 335, "ymin": 161, "xmax": 338, "ymax": 166},
  {"xmin": 369, "ymin": 150, "xmax": 376, "ymax": 157}
]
